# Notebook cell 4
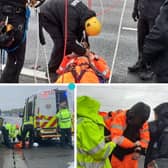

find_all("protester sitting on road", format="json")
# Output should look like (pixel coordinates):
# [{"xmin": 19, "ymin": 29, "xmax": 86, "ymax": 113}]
[
  {"xmin": 144, "ymin": 103, "xmax": 168, "ymax": 168},
  {"xmin": 40, "ymin": 0, "xmax": 102, "ymax": 82}
]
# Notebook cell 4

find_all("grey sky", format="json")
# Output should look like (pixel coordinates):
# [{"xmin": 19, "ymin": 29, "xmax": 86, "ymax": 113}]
[
  {"xmin": 77, "ymin": 85, "xmax": 168, "ymax": 121},
  {"xmin": 0, "ymin": 85, "xmax": 74, "ymax": 111}
]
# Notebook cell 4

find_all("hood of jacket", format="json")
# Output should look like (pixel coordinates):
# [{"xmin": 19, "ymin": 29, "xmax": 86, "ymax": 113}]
[
  {"xmin": 77, "ymin": 96, "xmax": 104, "ymax": 125},
  {"xmin": 154, "ymin": 103, "xmax": 168, "ymax": 132}
]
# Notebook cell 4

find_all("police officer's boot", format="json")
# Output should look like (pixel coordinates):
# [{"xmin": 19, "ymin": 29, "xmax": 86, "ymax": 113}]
[
  {"xmin": 138, "ymin": 65, "xmax": 154, "ymax": 80},
  {"xmin": 128, "ymin": 60, "xmax": 144, "ymax": 73}
]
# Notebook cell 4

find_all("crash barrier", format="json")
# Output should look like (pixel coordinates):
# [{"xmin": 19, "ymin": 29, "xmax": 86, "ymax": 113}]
[{"xmin": 55, "ymin": 53, "xmax": 110, "ymax": 83}]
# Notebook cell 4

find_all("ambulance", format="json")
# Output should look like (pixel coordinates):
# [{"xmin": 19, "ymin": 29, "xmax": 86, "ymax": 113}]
[{"xmin": 21, "ymin": 89, "xmax": 69, "ymax": 140}]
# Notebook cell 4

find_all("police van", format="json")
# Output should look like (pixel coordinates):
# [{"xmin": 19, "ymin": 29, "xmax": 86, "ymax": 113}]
[{"xmin": 21, "ymin": 89, "xmax": 69, "ymax": 141}]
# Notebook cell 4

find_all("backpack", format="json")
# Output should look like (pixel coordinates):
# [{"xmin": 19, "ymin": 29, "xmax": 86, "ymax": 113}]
[{"xmin": 55, "ymin": 53, "xmax": 110, "ymax": 83}]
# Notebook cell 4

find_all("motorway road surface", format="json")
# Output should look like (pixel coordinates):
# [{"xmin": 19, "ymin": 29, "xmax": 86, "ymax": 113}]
[{"xmin": 0, "ymin": 142, "xmax": 74, "ymax": 168}]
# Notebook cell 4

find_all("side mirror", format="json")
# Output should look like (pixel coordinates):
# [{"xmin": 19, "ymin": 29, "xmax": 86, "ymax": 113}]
[{"xmin": 19, "ymin": 112, "xmax": 24, "ymax": 118}]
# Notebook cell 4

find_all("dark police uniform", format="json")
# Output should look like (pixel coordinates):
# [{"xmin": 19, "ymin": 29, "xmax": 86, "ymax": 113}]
[
  {"xmin": 128, "ymin": 0, "xmax": 165, "ymax": 79},
  {"xmin": 40, "ymin": 0, "xmax": 96, "ymax": 78},
  {"xmin": 142, "ymin": 0, "xmax": 168, "ymax": 82},
  {"xmin": 0, "ymin": 0, "xmax": 27, "ymax": 83}
]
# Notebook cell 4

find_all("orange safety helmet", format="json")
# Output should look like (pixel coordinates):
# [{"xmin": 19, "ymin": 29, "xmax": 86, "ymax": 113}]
[{"xmin": 85, "ymin": 17, "xmax": 102, "ymax": 36}]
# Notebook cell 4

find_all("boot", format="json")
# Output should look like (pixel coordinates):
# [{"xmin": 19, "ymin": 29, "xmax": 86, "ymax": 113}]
[
  {"xmin": 138, "ymin": 65, "xmax": 154, "ymax": 80},
  {"xmin": 128, "ymin": 60, "xmax": 144, "ymax": 73}
]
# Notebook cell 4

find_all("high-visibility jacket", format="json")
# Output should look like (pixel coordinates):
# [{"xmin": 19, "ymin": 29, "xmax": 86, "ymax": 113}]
[
  {"xmin": 56, "ymin": 108, "xmax": 72, "ymax": 129},
  {"xmin": 110, "ymin": 110, "xmax": 150, "ymax": 149},
  {"xmin": 23, "ymin": 116, "xmax": 34, "ymax": 126},
  {"xmin": 4, "ymin": 123, "xmax": 12, "ymax": 137},
  {"xmin": 77, "ymin": 96, "xmax": 116, "ymax": 168},
  {"xmin": 110, "ymin": 110, "xmax": 150, "ymax": 168}
]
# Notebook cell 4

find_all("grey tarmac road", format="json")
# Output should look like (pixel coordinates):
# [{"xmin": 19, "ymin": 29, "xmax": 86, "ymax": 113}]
[{"xmin": 0, "ymin": 143, "xmax": 74, "ymax": 168}]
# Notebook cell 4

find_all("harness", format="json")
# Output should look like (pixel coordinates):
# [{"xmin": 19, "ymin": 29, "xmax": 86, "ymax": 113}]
[{"xmin": 62, "ymin": 55, "xmax": 108, "ymax": 83}]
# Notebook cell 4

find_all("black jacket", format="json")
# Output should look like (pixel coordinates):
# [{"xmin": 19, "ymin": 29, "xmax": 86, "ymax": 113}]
[
  {"xmin": 134, "ymin": 0, "xmax": 165, "ymax": 19},
  {"xmin": 142, "ymin": 0, "xmax": 168, "ymax": 78},
  {"xmin": 0, "ymin": 0, "xmax": 27, "ymax": 8},
  {"xmin": 144, "ymin": 103, "xmax": 168, "ymax": 168},
  {"xmin": 40, "ymin": 0, "xmax": 96, "ymax": 56}
]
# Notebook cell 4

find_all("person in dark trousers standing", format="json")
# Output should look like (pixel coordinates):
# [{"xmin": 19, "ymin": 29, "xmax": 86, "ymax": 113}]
[
  {"xmin": 56, "ymin": 101, "xmax": 73, "ymax": 148},
  {"xmin": 0, "ymin": 0, "xmax": 30, "ymax": 83},
  {"xmin": 142, "ymin": 0, "xmax": 168, "ymax": 83},
  {"xmin": 144, "ymin": 103, "xmax": 168, "ymax": 168},
  {"xmin": 128, "ymin": 0, "xmax": 165, "ymax": 80},
  {"xmin": 21, "ymin": 116, "xmax": 34, "ymax": 148},
  {"xmin": 40, "ymin": 0, "xmax": 102, "ymax": 82}
]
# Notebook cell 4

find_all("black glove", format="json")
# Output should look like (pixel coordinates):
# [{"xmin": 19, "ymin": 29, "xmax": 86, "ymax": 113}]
[{"xmin": 132, "ymin": 9, "xmax": 139, "ymax": 22}]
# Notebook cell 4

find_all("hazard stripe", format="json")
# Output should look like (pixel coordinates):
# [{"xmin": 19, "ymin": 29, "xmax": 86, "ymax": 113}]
[
  {"xmin": 50, "ymin": 121, "xmax": 57, "ymax": 127},
  {"xmin": 45, "ymin": 117, "xmax": 57, "ymax": 128},
  {"xmin": 41, "ymin": 122, "xmax": 48, "ymax": 128}
]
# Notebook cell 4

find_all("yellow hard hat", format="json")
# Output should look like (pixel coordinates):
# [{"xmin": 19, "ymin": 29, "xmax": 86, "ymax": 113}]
[{"xmin": 85, "ymin": 17, "xmax": 102, "ymax": 36}]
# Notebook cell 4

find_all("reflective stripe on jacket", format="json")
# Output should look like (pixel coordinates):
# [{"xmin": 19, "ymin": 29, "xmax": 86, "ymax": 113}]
[{"xmin": 56, "ymin": 108, "xmax": 72, "ymax": 129}]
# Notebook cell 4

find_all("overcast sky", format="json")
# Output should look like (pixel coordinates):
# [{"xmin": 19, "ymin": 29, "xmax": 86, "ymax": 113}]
[
  {"xmin": 0, "ymin": 85, "xmax": 74, "ymax": 111},
  {"xmin": 77, "ymin": 85, "xmax": 168, "ymax": 121}
]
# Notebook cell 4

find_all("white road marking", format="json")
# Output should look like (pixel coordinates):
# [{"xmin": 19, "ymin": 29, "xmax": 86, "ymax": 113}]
[
  {"xmin": 122, "ymin": 27, "xmax": 137, "ymax": 31},
  {"xmin": 1, "ymin": 64, "xmax": 47, "ymax": 80}
]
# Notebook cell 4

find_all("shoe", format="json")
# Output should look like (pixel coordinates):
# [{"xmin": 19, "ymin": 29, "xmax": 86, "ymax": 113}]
[
  {"xmin": 138, "ymin": 70, "xmax": 154, "ymax": 80},
  {"xmin": 128, "ymin": 61, "xmax": 143, "ymax": 73}
]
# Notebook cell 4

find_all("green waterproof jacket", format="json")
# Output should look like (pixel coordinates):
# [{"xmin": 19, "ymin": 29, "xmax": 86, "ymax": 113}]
[
  {"xmin": 77, "ymin": 96, "xmax": 116, "ymax": 168},
  {"xmin": 56, "ymin": 108, "xmax": 72, "ymax": 129}
]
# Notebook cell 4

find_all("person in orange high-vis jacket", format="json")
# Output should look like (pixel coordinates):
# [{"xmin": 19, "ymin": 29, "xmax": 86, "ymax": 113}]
[{"xmin": 111, "ymin": 102, "xmax": 151, "ymax": 168}]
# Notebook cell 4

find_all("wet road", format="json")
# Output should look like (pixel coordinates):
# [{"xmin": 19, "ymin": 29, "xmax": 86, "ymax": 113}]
[{"xmin": 0, "ymin": 143, "xmax": 74, "ymax": 168}]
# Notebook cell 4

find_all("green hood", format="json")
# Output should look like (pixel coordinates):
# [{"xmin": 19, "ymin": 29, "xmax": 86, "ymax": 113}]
[{"xmin": 77, "ymin": 96, "xmax": 104, "ymax": 125}]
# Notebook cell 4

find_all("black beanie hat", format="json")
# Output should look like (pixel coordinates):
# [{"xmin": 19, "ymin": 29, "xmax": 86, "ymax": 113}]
[{"xmin": 127, "ymin": 102, "xmax": 150, "ymax": 123}]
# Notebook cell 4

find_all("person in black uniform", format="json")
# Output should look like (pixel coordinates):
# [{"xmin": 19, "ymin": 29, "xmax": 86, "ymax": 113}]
[
  {"xmin": 142, "ymin": 0, "xmax": 168, "ymax": 83},
  {"xmin": 144, "ymin": 103, "xmax": 168, "ymax": 168},
  {"xmin": 39, "ymin": 0, "xmax": 102, "ymax": 82},
  {"xmin": 128, "ymin": 0, "xmax": 165, "ymax": 80},
  {"xmin": 0, "ymin": 0, "xmax": 37, "ymax": 83}
]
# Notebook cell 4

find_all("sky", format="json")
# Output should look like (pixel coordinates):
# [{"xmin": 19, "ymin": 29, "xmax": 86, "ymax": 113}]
[
  {"xmin": 77, "ymin": 85, "xmax": 168, "ymax": 121},
  {"xmin": 0, "ymin": 85, "xmax": 74, "ymax": 111}
]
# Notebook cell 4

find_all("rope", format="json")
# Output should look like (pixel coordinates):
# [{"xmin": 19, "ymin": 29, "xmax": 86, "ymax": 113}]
[
  {"xmin": 61, "ymin": 0, "xmax": 68, "ymax": 83},
  {"xmin": 34, "ymin": 8, "xmax": 41, "ymax": 83},
  {"xmin": 109, "ymin": 0, "xmax": 128, "ymax": 83}
]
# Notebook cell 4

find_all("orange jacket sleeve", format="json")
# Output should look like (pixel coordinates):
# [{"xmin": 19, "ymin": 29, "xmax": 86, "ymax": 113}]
[
  {"xmin": 110, "ymin": 112, "xmax": 135, "ymax": 148},
  {"xmin": 139, "ymin": 122, "xmax": 150, "ymax": 148}
]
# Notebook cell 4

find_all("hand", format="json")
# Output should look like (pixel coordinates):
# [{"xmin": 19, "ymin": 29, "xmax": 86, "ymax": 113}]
[
  {"xmin": 147, "ymin": 160, "xmax": 156, "ymax": 168},
  {"xmin": 84, "ymin": 49, "xmax": 90, "ymax": 57},
  {"xmin": 132, "ymin": 152, "xmax": 141, "ymax": 160},
  {"xmin": 28, "ymin": 0, "xmax": 38, "ymax": 7},
  {"xmin": 132, "ymin": 9, "xmax": 139, "ymax": 21},
  {"xmin": 134, "ymin": 141, "xmax": 141, "ymax": 147},
  {"xmin": 112, "ymin": 137, "xmax": 120, "ymax": 144}
]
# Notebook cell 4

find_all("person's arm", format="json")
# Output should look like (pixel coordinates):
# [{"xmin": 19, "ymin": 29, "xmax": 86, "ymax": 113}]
[
  {"xmin": 110, "ymin": 114, "xmax": 135, "ymax": 148},
  {"xmin": 80, "ymin": 121, "xmax": 116, "ymax": 160},
  {"xmin": 132, "ymin": 0, "xmax": 139, "ymax": 21},
  {"xmin": 139, "ymin": 122, "xmax": 150, "ymax": 149}
]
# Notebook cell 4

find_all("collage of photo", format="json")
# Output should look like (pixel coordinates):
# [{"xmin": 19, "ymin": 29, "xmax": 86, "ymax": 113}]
[{"xmin": 0, "ymin": 0, "xmax": 168, "ymax": 168}]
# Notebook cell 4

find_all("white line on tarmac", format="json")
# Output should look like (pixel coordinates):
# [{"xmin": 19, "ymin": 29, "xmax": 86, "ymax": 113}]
[
  {"xmin": 1, "ymin": 64, "xmax": 47, "ymax": 80},
  {"xmin": 122, "ymin": 27, "xmax": 137, "ymax": 31}
]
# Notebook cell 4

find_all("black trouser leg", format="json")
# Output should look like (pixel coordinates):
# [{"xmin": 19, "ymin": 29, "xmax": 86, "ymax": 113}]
[
  {"xmin": 0, "ymin": 40, "xmax": 26, "ymax": 83},
  {"xmin": 40, "ymin": 15, "xmax": 65, "ymax": 73},
  {"xmin": 137, "ymin": 17, "xmax": 149, "ymax": 60},
  {"xmin": 66, "ymin": 128, "xmax": 72, "ymax": 146},
  {"xmin": 60, "ymin": 129, "xmax": 66, "ymax": 147},
  {"xmin": 2, "ymin": 127, "xmax": 10, "ymax": 148}
]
